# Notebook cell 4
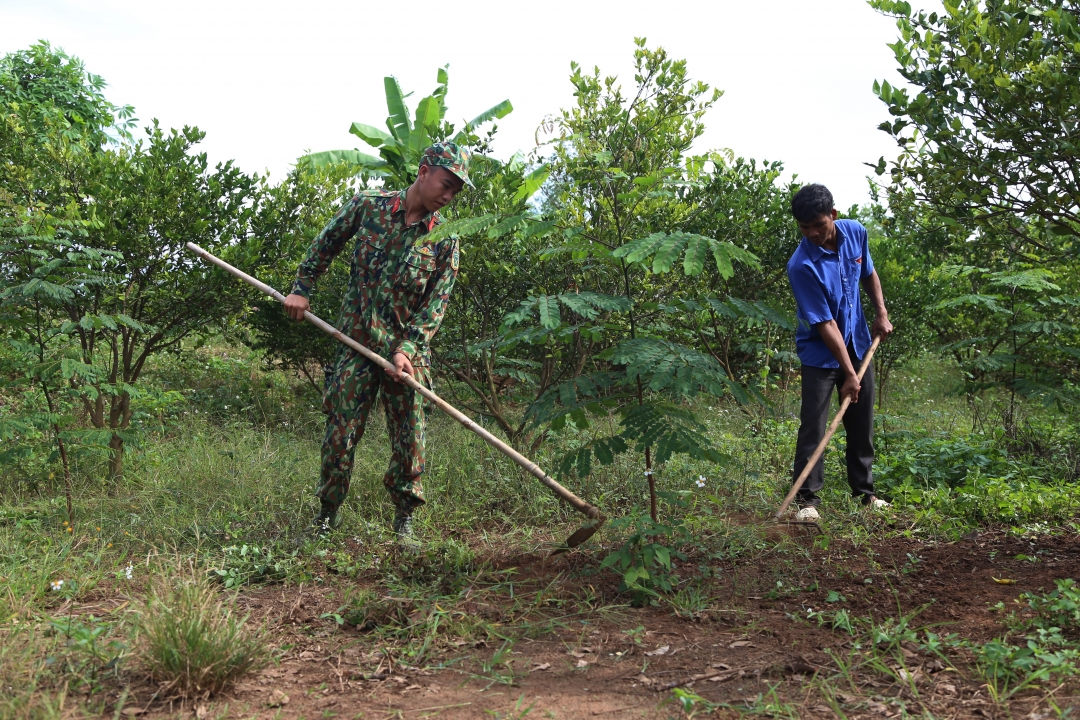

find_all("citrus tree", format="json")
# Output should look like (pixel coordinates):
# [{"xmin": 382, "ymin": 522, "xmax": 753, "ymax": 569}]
[{"xmin": 872, "ymin": 0, "xmax": 1080, "ymax": 419}]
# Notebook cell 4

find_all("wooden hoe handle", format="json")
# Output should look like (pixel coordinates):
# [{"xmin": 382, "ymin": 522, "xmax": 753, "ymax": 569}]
[
  {"xmin": 186, "ymin": 243, "xmax": 601, "ymax": 520},
  {"xmin": 773, "ymin": 335, "xmax": 881, "ymax": 521}
]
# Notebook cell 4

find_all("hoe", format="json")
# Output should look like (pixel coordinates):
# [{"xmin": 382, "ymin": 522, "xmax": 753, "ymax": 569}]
[
  {"xmin": 773, "ymin": 335, "xmax": 881, "ymax": 530},
  {"xmin": 186, "ymin": 243, "xmax": 604, "ymax": 553}
]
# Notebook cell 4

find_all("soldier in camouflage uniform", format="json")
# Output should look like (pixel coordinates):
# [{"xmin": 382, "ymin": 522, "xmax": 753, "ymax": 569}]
[{"xmin": 283, "ymin": 142, "xmax": 471, "ymax": 544}]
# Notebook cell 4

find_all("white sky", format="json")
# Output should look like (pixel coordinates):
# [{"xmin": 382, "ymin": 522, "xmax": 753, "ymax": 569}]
[{"xmin": 1, "ymin": 0, "xmax": 938, "ymax": 207}]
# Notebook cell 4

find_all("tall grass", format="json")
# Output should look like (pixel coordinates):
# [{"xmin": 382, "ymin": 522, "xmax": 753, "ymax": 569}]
[{"xmin": 136, "ymin": 569, "xmax": 268, "ymax": 699}]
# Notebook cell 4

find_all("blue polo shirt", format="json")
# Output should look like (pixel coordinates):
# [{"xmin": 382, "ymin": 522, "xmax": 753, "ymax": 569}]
[{"xmin": 786, "ymin": 219, "xmax": 875, "ymax": 369}]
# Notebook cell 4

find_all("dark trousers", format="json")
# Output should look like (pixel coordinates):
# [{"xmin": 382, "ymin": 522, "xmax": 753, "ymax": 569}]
[{"xmin": 792, "ymin": 348, "xmax": 875, "ymax": 507}]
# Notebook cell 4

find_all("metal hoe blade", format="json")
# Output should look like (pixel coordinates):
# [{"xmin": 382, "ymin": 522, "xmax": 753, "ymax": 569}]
[
  {"xmin": 778, "ymin": 518, "xmax": 823, "ymax": 535},
  {"xmin": 550, "ymin": 516, "xmax": 606, "ymax": 556}
]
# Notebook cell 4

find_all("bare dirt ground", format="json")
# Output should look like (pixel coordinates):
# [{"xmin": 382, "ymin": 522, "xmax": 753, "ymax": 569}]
[{"xmin": 69, "ymin": 529, "xmax": 1080, "ymax": 719}]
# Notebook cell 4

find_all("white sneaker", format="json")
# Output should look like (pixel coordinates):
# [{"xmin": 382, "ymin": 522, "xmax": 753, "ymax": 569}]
[
  {"xmin": 870, "ymin": 497, "xmax": 891, "ymax": 511},
  {"xmin": 795, "ymin": 506, "xmax": 820, "ymax": 522}
]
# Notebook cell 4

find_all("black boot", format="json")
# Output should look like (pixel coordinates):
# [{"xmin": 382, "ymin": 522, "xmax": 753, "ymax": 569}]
[
  {"xmin": 309, "ymin": 499, "xmax": 341, "ymax": 538},
  {"xmin": 393, "ymin": 512, "xmax": 420, "ymax": 552}
]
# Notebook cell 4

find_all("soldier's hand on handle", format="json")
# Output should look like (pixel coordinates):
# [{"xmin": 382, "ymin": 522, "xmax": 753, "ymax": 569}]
[
  {"xmin": 284, "ymin": 293, "xmax": 310, "ymax": 321},
  {"xmin": 386, "ymin": 352, "xmax": 415, "ymax": 383}
]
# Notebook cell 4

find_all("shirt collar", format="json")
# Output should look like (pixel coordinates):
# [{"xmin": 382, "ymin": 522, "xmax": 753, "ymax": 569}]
[
  {"xmin": 801, "ymin": 221, "xmax": 846, "ymax": 261},
  {"xmin": 801, "ymin": 236, "xmax": 829, "ymax": 262},
  {"xmin": 391, "ymin": 188, "xmax": 438, "ymax": 233}
]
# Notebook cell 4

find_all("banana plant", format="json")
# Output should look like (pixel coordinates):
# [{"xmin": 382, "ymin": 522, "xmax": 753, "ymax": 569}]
[{"xmin": 302, "ymin": 66, "xmax": 513, "ymax": 186}]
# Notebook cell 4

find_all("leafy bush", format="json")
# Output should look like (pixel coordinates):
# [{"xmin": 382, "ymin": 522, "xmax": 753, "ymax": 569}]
[
  {"xmin": 136, "ymin": 574, "xmax": 268, "ymax": 699},
  {"xmin": 210, "ymin": 543, "xmax": 297, "ymax": 589},
  {"xmin": 958, "ymin": 580, "xmax": 1080, "ymax": 701},
  {"xmin": 601, "ymin": 494, "xmax": 690, "ymax": 606},
  {"xmin": 875, "ymin": 430, "xmax": 1080, "ymax": 531},
  {"xmin": 969, "ymin": 628, "xmax": 1080, "ymax": 702},
  {"xmin": 1023, "ymin": 579, "xmax": 1080, "ymax": 635},
  {"xmin": 875, "ymin": 433, "xmax": 1016, "ymax": 492}
]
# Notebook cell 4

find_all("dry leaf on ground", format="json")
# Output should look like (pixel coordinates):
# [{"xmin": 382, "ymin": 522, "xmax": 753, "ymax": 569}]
[{"xmin": 266, "ymin": 690, "xmax": 289, "ymax": 708}]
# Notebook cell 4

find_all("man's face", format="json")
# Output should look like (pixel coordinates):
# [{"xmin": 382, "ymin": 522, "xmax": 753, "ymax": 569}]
[
  {"xmin": 797, "ymin": 209, "xmax": 839, "ymax": 247},
  {"xmin": 415, "ymin": 165, "xmax": 465, "ymax": 213}
]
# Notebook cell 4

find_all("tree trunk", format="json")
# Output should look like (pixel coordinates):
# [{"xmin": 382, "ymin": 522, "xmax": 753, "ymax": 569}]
[
  {"xmin": 108, "ymin": 433, "xmax": 125, "ymax": 481},
  {"xmin": 106, "ymin": 390, "xmax": 132, "ymax": 481}
]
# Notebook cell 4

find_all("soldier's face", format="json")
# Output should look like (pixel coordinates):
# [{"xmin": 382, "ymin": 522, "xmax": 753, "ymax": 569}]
[{"xmin": 417, "ymin": 166, "xmax": 465, "ymax": 213}]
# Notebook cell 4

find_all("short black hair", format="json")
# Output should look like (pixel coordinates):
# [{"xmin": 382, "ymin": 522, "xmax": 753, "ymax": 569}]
[{"xmin": 791, "ymin": 184, "xmax": 834, "ymax": 223}]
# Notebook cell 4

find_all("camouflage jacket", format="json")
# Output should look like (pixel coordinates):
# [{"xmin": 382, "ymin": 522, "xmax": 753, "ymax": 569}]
[{"xmin": 291, "ymin": 189, "xmax": 459, "ymax": 367}]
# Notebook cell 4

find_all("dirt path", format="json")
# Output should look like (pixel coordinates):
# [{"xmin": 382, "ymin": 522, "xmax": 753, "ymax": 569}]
[{"xmin": 86, "ymin": 530, "xmax": 1080, "ymax": 718}]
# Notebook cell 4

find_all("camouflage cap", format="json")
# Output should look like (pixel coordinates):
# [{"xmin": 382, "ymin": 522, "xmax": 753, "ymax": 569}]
[{"xmin": 419, "ymin": 142, "xmax": 473, "ymax": 188}]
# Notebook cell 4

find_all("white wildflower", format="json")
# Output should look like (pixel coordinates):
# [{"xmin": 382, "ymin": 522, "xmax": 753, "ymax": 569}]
[
  {"xmin": 50, "ymin": 579, "xmax": 64, "ymax": 591},
  {"xmin": 696, "ymin": 475, "xmax": 706, "ymax": 488},
  {"xmin": 123, "ymin": 563, "xmax": 133, "ymax": 580}
]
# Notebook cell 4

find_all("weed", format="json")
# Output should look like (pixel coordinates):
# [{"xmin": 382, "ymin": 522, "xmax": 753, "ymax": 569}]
[
  {"xmin": 1023, "ymin": 578, "xmax": 1080, "ymax": 633},
  {"xmin": 474, "ymin": 638, "xmax": 517, "ymax": 688},
  {"xmin": 47, "ymin": 615, "xmax": 128, "ymax": 691},
  {"xmin": 967, "ymin": 628, "xmax": 1080, "ymax": 703},
  {"xmin": 724, "ymin": 682, "xmax": 799, "ymax": 718},
  {"xmin": 486, "ymin": 693, "xmax": 535, "ymax": 718},
  {"xmin": 600, "ymin": 495, "xmax": 691, "ymax": 606},
  {"xmin": 666, "ymin": 687, "xmax": 718, "ymax": 717},
  {"xmin": 211, "ymin": 543, "xmax": 298, "ymax": 588},
  {"xmin": 809, "ymin": 607, "xmax": 855, "ymax": 635},
  {"xmin": 668, "ymin": 583, "xmax": 712, "ymax": 620},
  {"xmin": 336, "ymin": 588, "xmax": 412, "ymax": 631},
  {"xmin": 135, "ymin": 571, "xmax": 269, "ymax": 699},
  {"xmin": 623, "ymin": 625, "xmax": 646, "ymax": 646}
]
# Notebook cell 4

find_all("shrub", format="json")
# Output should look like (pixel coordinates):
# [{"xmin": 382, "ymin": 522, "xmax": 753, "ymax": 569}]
[
  {"xmin": 1022, "ymin": 579, "xmax": 1080, "ymax": 636},
  {"xmin": 135, "ymin": 574, "xmax": 268, "ymax": 698},
  {"xmin": 601, "ymin": 494, "xmax": 691, "ymax": 607}
]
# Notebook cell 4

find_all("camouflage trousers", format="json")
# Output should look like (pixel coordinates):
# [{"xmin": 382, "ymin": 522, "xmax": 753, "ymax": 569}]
[{"xmin": 317, "ymin": 347, "xmax": 428, "ymax": 516}]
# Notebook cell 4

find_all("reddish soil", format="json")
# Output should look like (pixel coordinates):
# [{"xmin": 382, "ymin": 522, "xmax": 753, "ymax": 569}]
[{"xmin": 78, "ymin": 529, "xmax": 1080, "ymax": 718}]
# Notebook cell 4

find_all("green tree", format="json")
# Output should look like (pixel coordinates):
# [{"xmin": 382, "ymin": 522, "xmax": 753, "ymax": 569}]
[
  {"xmin": 433, "ymin": 43, "xmax": 796, "ymax": 520},
  {"xmin": 861, "ymin": 195, "xmax": 937, "ymax": 408},
  {"xmin": 494, "ymin": 41, "xmax": 761, "ymax": 520},
  {"xmin": 669, "ymin": 155, "xmax": 799, "ymax": 401},
  {"xmin": 0, "ymin": 40, "xmax": 133, "ymax": 145},
  {"xmin": 426, "ymin": 152, "xmax": 562, "ymax": 445},
  {"xmin": 71, "ymin": 124, "xmax": 260, "ymax": 478},
  {"xmin": 1, "ymin": 108, "xmax": 261, "ymax": 480},
  {"xmin": 872, "ymin": 0, "xmax": 1080, "ymax": 418},
  {"xmin": 871, "ymin": 0, "xmax": 1080, "ymax": 251},
  {"xmin": 242, "ymin": 160, "xmax": 363, "ymax": 390},
  {"xmin": 0, "ymin": 104, "xmax": 107, "ymax": 512},
  {"xmin": 303, "ymin": 66, "xmax": 512, "ymax": 185}
]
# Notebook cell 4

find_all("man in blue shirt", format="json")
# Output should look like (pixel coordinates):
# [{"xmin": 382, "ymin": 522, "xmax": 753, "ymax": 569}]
[{"xmin": 786, "ymin": 184, "xmax": 894, "ymax": 521}]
